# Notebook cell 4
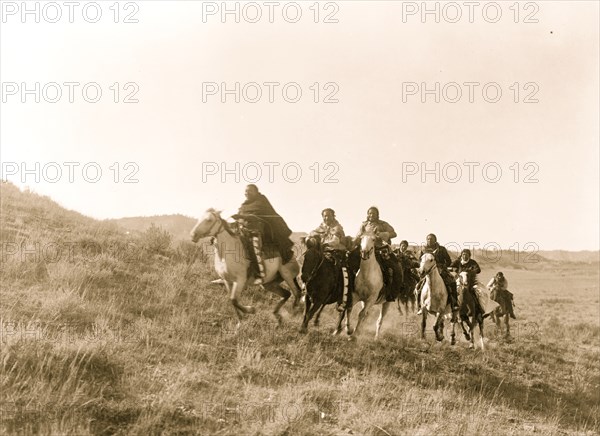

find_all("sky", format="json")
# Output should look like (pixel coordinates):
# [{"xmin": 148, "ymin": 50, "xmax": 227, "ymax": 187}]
[{"xmin": 1, "ymin": 1, "xmax": 599, "ymax": 251}]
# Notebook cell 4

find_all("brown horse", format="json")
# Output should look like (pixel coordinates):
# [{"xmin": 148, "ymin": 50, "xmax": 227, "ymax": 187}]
[{"xmin": 488, "ymin": 282, "xmax": 515, "ymax": 340}]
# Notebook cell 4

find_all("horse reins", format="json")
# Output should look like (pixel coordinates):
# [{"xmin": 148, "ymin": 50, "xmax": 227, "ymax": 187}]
[{"xmin": 303, "ymin": 253, "xmax": 325, "ymax": 286}]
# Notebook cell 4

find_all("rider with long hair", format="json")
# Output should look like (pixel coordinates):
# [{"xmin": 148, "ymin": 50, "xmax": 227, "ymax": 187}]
[
  {"xmin": 309, "ymin": 208, "xmax": 350, "ymax": 311},
  {"xmin": 354, "ymin": 207, "xmax": 403, "ymax": 301}
]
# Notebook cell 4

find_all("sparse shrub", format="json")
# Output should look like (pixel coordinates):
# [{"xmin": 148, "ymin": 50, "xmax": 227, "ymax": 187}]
[{"xmin": 140, "ymin": 224, "xmax": 172, "ymax": 257}]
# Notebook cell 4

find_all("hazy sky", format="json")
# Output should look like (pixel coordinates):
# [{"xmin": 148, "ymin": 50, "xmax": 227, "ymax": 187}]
[{"xmin": 1, "ymin": 1, "xmax": 599, "ymax": 250}]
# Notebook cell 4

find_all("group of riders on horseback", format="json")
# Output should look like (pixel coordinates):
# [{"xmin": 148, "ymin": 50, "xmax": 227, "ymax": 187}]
[{"xmin": 233, "ymin": 184, "xmax": 516, "ymax": 322}]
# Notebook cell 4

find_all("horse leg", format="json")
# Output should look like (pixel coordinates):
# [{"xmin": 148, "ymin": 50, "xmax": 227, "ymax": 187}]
[
  {"xmin": 434, "ymin": 314, "xmax": 444, "ymax": 342},
  {"xmin": 450, "ymin": 317, "xmax": 457, "ymax": 346},
  {"xmin": 460, "ymin": 319, "xmax": 471, "ymax": 341},
  {"xmin": 421, "ymin": 310, "xmax": 427, "ymax": 340},
  {"xmin": 376, "ymin": 302, "xmax": 390, "ymax": 340},
  {"xmin": 229, "ymin": 280, "xmax": 255, "ymax": 320},
  {"xmin": 344, "ymin": 303, "xmax": 354, "ymax": 335},
  {"xmin": 333, "ymin": 309, "xmax": 345, "ymax": 335},
  {"xmin": 492, "ymin": 310, "xmax": 501, "ymax": 336},
  {"xmin": 280, "ymin": 267, "xmax": 302, "ymax": 310},
  {"xmin": 351, "ymin": 301, "xmax": 369, "ymax": 338},
  {"xmin": 504, "ymin": 313, "xmax": 511, "ymax": 340},
  {"xmin": 314, "ymin": 303, "xmax": 326, "ymax": 327},
  {"xmin": 479, "ymin": 317, "xmax": 485, "ymax": 350},
  {"xmin": 300, "ymin": 293, "xmax": 313, "ymax": 333},
  {"xmin": 292, "ymin": 277, "xmax": 303, "ymax": 307},
  {"xmin": 301, "ymin": 302, "xmax": 323, "ymax": 334},
  {"xmin": 467, "ymin": 316, "xmax": 476, "ymax": 349},
  {"xmin": 265, "ymin": 283, "xmax": 291, "ymax": 326}
]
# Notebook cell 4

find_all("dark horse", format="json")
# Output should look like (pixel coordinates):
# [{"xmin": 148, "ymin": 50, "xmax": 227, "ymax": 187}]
[
  {"xmin": 395, "ymin": 250, "xmax": 420, "ymax": 316},
  {"xmin": 456, "ymin": 271, "xmax": 485, "ymax": 350},
  {"xmin": 299, "ymin": 236, "xmax": 353, "ymax": 335}
]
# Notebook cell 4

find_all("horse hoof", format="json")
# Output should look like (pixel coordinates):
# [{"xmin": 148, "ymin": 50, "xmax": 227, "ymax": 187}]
[
  {"xmin": 451, "ymin": 338, "xmax": 456, "ymax": 346},
  {"xmin": 464, "ymin": 333, "xmax": 471, "ymax": 341},
  {"xmin": 468, "ymin": 343, "xmax": 474, "ymax": 349},
  {"xmin": 299, "ymin": 327, "xmax": 307, "ymax": 334},
  {"xmin": 247, "ymin": 307, "xmax": 256, "ymax": 314},
  {"xmin": 346, "ymin": 328, "xmax": 354, "ymax": 336},
  {"xmin": 332, "ymin": 328, "xmax": 341, "ymax": 336}
]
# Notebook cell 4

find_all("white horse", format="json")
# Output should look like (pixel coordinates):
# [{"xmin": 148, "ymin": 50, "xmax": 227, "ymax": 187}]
[
  {"xmin": 416, "ymin": 253, "xmax": 455, "ymax": 343},
  {"xmin": 190, "ymin": 209, "xmax": 302, "ymax": 328},
  {"xmin": 347, "ymin": 233, "xmax": 391, "ymax": 340}
]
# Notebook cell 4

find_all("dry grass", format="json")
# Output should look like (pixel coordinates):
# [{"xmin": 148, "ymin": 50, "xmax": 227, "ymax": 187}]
[{"xmin": 1, "ymin": 182, "xmax": 599, "ymax": 435}]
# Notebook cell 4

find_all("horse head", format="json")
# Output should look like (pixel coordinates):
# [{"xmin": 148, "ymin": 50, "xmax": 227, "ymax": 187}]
[
  {"xmin": 190, "ymin": 208, "xmax": 224, "ymax": 243},
  {"xmin": 360, "ymin": 233, "xmax": 378, "ymax": 260},
  {"xmin": 304, "ymin": 235, "xmax": 322, "ymax": 251},
  {"xmin": 301, "ymin": 241, "xmax": 323, "ymax": 284},
  {"xmin": 457, "ymin": 270, "xmax": 476, "ymax": 291},
  {"xmin": 418, "ymin": 252, "xmax": 437, "ymax": 277}
]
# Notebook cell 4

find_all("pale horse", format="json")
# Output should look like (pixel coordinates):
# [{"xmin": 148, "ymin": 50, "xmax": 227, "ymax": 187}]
[
  {"xmin": 190, "ymin": 209, "xmax": 302, "ymax": 328},
  {"xmin": 346, "ymin": 233, "xmax": 393, "ymax": 340},
  {"xmin": 416, "ymin": 253, "xmax": 457, "ymax": 344}
]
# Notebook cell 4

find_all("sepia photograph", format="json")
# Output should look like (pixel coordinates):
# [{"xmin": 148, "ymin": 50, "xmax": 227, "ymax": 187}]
[{"xmin": 1, "ymin": 1, "xmax": 599, "ymax": 434}]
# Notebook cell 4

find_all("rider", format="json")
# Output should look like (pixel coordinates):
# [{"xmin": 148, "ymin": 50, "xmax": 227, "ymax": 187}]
[
  {"xmin": 419, "ymin": 233, "xmax": 459, "ymax": 313},
  {"xmin": 236, "ymin": 184, "xmax": 295, "ymax": 285},
  {"xmin": 397, "ymin": 240, "xmax": 420, "ymax": 283},
  {"xmin": 450, "ymin": 249, "xmax": 484, "ymax": 314},
  {"xmin": 309, "ymin": 208, "xmax": 350, "ymax": 311},
  {"xmin": 487, "ymin": 271, "xmax": 516, "ymax": 319},
  {"xmin": 398, "ymin": 240, "xmax": 420, "ymax": 268},
  {"xmin": 450, "ymin": 249, "xmax": 481, "ymax": 275},
  {"xmin": 354, "ymin": 207, "xmax": 402, "ymax": 301}
]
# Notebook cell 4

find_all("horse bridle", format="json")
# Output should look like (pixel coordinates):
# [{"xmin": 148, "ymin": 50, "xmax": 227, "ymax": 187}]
[
  {"xmin": 360, "ymin": 246, "xmax": 374, "ymax": 260},
  {"xmin": 303, "ymin": 255, "xmax": 325, "ymax": 286},
  {"xmin": 420, "ymin": 258, "xmax": 438, "ymax": 278},
  {"xmin": 203, "ymin": 211, "xmax": 236, "ymax": 238}
]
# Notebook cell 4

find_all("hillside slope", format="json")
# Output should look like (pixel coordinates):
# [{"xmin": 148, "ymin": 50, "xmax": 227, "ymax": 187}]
[{"xmin": 1, "ymin": 182, "xmax": 598, "ymax": 435}]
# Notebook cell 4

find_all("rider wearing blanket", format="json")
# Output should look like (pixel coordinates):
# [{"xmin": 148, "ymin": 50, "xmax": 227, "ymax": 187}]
[
  {"xmin": 309, "ymin": 208, "xmax": 351, "ymax": 311},
  {"xmin": 450, "ymin": 249, "xmax": 486, "ymax": 314},
  {"xmin": 236, "ymin": 184, "xmax": 295, "ymax": 285},
  {"xmin": 354, "ymin": 207, "xmax": 403, "ymax": 302}
]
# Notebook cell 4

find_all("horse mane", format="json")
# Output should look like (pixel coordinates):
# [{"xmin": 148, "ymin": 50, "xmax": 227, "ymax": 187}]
[
  {"xmin": 304, "ymin": 235, "xmax": 323, "ymax": 252},
  {"xmin": 422, "ymin": 252, "xmax": 435, "ymax": 262},
  {"xmin": 462, "ymin": 270, "xmax": 476, "ymax": 290}
]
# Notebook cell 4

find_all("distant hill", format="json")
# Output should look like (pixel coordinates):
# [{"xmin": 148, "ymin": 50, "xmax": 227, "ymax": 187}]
[
  {"xmin": 537, "ymin": 250, "xmax": 599, "ymax": 264},
  {"xmin": 2, "ymin": 181, "xmax": 596, "ymax": 270},
  {"xmin": 108, "ymin": 215, "xmax": 308, "ymax": 245},
  {"xmin": 107, "ymin": 215, "xmax": 197, "ymax": 241}
]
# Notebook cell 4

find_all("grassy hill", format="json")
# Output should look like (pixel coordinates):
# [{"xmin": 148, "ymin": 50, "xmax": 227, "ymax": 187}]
[
  {"xmin": 1, "ymin": 181, "xmax": 598, "ymax": 435},
  {"xmin": 107, "ymin": 215, "xmax": 197, "ymax": 242}
]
